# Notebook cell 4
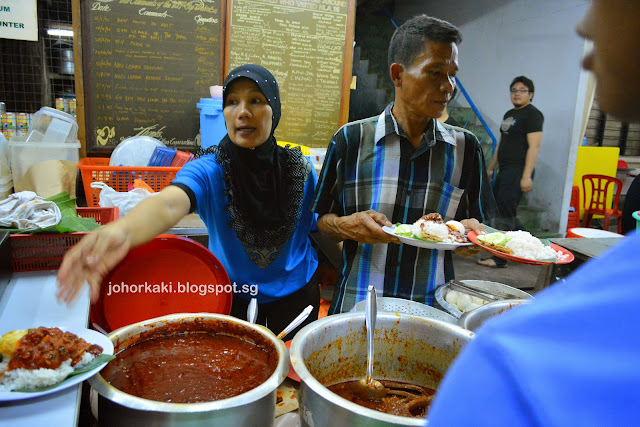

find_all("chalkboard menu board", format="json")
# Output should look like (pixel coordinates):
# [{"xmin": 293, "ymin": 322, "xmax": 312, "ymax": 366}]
[
  {"xmin": 227, "ymin": 0, "xmax": 355, "ymax": 148},
  {"xmin": 81, "ymin": 0, "xmax": 224, "ymax": 155}
]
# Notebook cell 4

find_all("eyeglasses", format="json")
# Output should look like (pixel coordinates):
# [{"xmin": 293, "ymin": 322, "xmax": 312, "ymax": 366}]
[{"xmin": 510, "ymin": 88, "xmax": 530, "ymax": 94}]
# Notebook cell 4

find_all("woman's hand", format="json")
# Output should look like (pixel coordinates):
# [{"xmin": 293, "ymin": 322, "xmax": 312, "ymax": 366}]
[
  {"xmin": 56, "ymin": 223, "xmax": 131, "ymax": 305},
  {"xmin": 55, "ymin": 186, "xmax": 192, "ymax": 305}
]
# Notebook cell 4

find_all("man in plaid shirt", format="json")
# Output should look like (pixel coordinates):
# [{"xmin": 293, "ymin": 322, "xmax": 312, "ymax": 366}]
[{"xmin": 313, "ymin": 15, "xmax": 497, "ymax": 313}]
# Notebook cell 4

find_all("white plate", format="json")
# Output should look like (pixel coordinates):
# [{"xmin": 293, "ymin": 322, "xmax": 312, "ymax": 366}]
[
  {"xmin": 383, "ymin": 225, "xmax": 473, "ymax": 251},
  {"xmin": 0, "ymin": 327, "xmax": 114, "ymax": 402}
]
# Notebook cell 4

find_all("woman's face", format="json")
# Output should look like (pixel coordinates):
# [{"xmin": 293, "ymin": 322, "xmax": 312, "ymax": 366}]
[{"xmin": 223, "ymin": 78, "xmax": 273, "ymax": 149}]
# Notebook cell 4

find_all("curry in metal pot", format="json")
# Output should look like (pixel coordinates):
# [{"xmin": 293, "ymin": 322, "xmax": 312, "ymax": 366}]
[
  {"xmin": 328, "ymin": 379, "xmax": 436, "ymax": 418},
  {"xmin": 101, "ymin": 320, "xmax": 277, "ymax": 403}
]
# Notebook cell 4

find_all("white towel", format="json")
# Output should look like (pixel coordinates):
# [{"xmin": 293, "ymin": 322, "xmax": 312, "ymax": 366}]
[{"xmin": 0, "ymin": 191, "xmax": 61, "ymax": 230}]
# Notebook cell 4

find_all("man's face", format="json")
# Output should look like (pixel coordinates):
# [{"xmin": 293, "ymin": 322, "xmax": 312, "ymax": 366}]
[
  {"xmin": 510, "ymin": 82, "xmax": 532, "ymax": 109},
  {"xmin": 577, "ymin": 1, "xmax": 640, "ymax": 122},
  {"xmin": 396, "ymin": 41, "xmax": 459, "ymax": 120}
]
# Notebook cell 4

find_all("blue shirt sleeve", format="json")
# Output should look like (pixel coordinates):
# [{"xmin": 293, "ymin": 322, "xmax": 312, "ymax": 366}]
[
  {"xmin": 427, "ymin": 232, "xmax": 640, "ymax": 426},
  {"xmin": 171, "ymin": 156, "xmax": 218, "ymax": 214}
]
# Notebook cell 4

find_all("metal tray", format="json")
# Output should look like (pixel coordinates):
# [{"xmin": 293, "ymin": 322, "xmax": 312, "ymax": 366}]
[{"xmin": 435, "ymin": 280, "xmax": 533, "ymax": 319}]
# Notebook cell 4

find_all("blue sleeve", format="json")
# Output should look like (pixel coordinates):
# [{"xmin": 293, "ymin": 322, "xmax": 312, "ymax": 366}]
[
  {"xmin": 171, "ymin": 157, "xmax": 216, "ymax": 214},
  {"xmin": 429, "ymin": 233, "xmax": 640, "ymax": 426},
  {"xmin": 427, "ymin": 338, "xmax": 535, "ymax": 427}
]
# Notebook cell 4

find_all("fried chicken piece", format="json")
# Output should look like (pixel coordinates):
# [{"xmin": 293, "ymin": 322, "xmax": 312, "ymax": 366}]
[
  {"xmin": 0, "ymin": 329, "xmax": 27, "ymax": 358},
  {"xmin": 421, "ymin": 213, "xmax": 444, "ymax": 223},
  {"xmin": 484, "ymin": 241, "xmax": 514, "ymax": 254}
]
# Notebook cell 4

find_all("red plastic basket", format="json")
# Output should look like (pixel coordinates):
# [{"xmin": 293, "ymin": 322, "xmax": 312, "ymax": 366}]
[
  {"xmin": 78, "ymin": 158, "xmax": 181, "ymax": 207},
  {"xmin": 10, "ymin": 207, "xmax": 119, "ymax": 272},
  {"xmin": 169, "ymin": 150, "xmax": 194, "ymax": 167}
]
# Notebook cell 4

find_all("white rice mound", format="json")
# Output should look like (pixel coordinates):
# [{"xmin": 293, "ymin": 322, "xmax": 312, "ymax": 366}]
[
  {"xmin": 0, "ymin": 351, "xmax": 96, "ymax": 392},
  {"xmin": 504, "ymin": 230, "xmax": 564, "ymax": 260},
  {"xmin": 412, "ymin": 219, "xmax": 451, "ymax": 242}
]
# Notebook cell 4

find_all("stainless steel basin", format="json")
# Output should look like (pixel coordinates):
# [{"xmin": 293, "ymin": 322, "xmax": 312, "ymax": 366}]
[
  {"xmin": 89, "ymin": 313, "xmax": 288, "ymax": 426},
  {"xmin": 290, "ymin": 312, "xmax": 474, "ymax": 426}
]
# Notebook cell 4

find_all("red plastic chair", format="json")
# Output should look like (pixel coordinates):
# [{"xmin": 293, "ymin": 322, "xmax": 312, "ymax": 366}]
[
  {"xmin": 581, "ymin": 174, "xmax": 623, "ymax": 233},
  {"xmin": 567, "ymin": 185, "xmax": 581, "ymax": 231}
]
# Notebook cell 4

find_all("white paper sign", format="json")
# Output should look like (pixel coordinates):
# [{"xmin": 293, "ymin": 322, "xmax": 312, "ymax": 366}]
[{"xmin": 0, "ymin": 0, "xmax": 38, "ymax": 42}]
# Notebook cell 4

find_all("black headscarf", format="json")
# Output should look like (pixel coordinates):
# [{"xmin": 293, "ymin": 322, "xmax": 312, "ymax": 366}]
[{"xmin": 201, "ymin": 64, "xmax": 310, "ymax": 266}]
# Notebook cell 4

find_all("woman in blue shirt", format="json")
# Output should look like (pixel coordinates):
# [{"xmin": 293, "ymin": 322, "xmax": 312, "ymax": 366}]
[{"xmin": 57, "ymin": 65, "xmax": 320, "ymax": 338}]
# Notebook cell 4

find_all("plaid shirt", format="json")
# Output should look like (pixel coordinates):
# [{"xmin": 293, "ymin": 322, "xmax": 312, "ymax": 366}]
[{"xmin": 313, "ymin": 103, "xmax": 497, "ymax": 313}]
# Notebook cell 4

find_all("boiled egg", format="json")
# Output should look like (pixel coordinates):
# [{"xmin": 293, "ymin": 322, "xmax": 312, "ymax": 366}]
[
  {"xmin": 445, "ymin": 289, "xmax": 460, "ymax": 306},
  {"xmin": 446, "ymin": 220, "xmax": 466, "ymax": 234}
]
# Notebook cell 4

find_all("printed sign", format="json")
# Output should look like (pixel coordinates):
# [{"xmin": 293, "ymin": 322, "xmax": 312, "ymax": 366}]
[{"xmin": 0, "ymin": 0, "xmax": 38, "ymax": 42}]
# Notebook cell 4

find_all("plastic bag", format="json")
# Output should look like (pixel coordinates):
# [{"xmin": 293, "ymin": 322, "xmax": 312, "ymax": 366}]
[{"xmin": 90, "ymin": 182, "xmax": 154, "ymax": 216}]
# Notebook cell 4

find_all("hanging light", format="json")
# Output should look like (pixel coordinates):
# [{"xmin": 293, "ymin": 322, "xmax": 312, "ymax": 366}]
[{"xmin": 47, "ymin": 28, "xmax": 74, "ymax": 37}]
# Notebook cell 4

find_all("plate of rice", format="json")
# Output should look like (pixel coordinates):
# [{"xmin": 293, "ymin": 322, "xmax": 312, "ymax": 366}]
[
  {"xmin": 0, "ymin": 326, "xmax": 114, "ymax": 401},
  {"xmin": 383, "ymin": 213, "xmax": 473, "ymax": 251},
  {"xmin": 468, "ymin": 228, "xmax": 574, "ymax": 265}
]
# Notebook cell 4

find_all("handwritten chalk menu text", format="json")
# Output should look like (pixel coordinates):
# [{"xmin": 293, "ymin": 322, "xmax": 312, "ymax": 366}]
[
  {"xmin": 82, "ymin": 0, "xmax": 222, "ymax": 154},
  {"xmin": 228, "ymin": 0, "xmax": 352, "ymax": 148}
]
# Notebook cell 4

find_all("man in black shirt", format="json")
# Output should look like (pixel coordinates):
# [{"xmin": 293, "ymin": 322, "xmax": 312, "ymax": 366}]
[{"xmin": 478, "ymin": 76, "xmax": 544, "ymax": 268}]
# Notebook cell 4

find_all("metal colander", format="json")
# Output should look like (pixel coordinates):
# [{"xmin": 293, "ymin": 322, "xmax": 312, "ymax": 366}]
[{"xmin": 351, "ymin": 297, "xmax": 456, "ymax": 324}]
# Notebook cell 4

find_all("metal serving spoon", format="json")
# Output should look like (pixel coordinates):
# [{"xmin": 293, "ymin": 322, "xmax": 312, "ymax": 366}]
[
  {"xmin": 354, "ymin": 286, "xmax": 387, "ymax": 401},
  {"xmin": 247, "ymin": 298, "xmax": 258, "ymax": 324}
]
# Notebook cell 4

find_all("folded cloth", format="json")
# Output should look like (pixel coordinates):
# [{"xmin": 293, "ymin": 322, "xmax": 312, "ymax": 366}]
[{"xmin": 0, "ymin": 191, "xmax": 61, "ymax": 230}]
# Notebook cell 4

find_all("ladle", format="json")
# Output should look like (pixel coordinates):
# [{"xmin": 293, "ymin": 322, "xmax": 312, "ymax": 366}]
[{"xmin": 354, "ymin": 286, "xmax": 387, "ymax": 400}]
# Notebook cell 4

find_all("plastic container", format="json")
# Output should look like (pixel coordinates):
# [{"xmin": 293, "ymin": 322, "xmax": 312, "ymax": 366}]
[
  {"xmin": 197, "ymin": 98, "xmax": 226, "ymax": 149},
  {"xmin": 78, "ymin": 158, "xmax": 181, "ymax": 207},
  {"xmin": 147, "ymin": 146, "xmax": 177, "ymax": 166},
  {"xmin": 9, "ymin": 207, "xmax": 119, "ymax": 272},
  {"xmin": 0, "ymin": 176, "xmax": 12, "ymax": 200},
  {"xmin": 26, "ymin": 107, "xmax": 78, "ymax": 144},
  {"xmin": 110, "ymin": 136, "xmax": 165, "ymax": 167},
  {"xmin": 8, "ymin": 137, "xmax": 80, "ymax": 185},
  {"xmin": 0, "ymin": 131, "xmax": 10, "ymax": 183},
  {"xmin": 169, "ymin": 150, "xmax": 194, "ymax": 167}
]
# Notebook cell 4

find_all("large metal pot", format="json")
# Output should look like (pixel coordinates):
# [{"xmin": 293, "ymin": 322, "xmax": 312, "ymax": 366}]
[
  {"xmin": 89, "ymin": 313, "xmax": 288, "ymax": 426},
  {"xmin": 290, "ymin": 312, "xmax": 474, "ymax": 426},
  {"xmin": 458, "ymin": 299, "xmax": 533, "ymax": 331}
]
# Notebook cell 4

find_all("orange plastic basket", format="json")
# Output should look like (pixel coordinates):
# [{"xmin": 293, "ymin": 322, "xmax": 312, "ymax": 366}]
[
  {"xmin": 10, "ymin": 207, "xmax": 119, "ymax": 272},
  {"xmin": 78, "ymin": 158, "xmax": 181, "ymax": 207}
]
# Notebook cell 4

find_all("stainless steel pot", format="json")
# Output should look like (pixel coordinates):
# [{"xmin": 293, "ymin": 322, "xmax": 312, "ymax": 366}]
[
  {"xmin": 458, "ymin": 299, "xmax": 533, "ymax": 331},
  {"xmin": 290, "ymin": 312, "xmax": 474, "ymax": 426},
  {"xmin": 89, "ymin": 313, "xmax": 288, "ymax": 427},
  {"xmin": 59, "ymin": 48, "xmax": 74, "ymax": 75}
]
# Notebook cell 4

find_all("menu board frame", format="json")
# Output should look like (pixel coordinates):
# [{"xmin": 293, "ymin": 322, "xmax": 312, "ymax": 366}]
[
  {"xmin": 75, "ymin": 0, "xmax": 227, "ymax": 157},
  {"xmin": 224, "ymin": 0, "xmax": 355, "ymax": 149}
]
